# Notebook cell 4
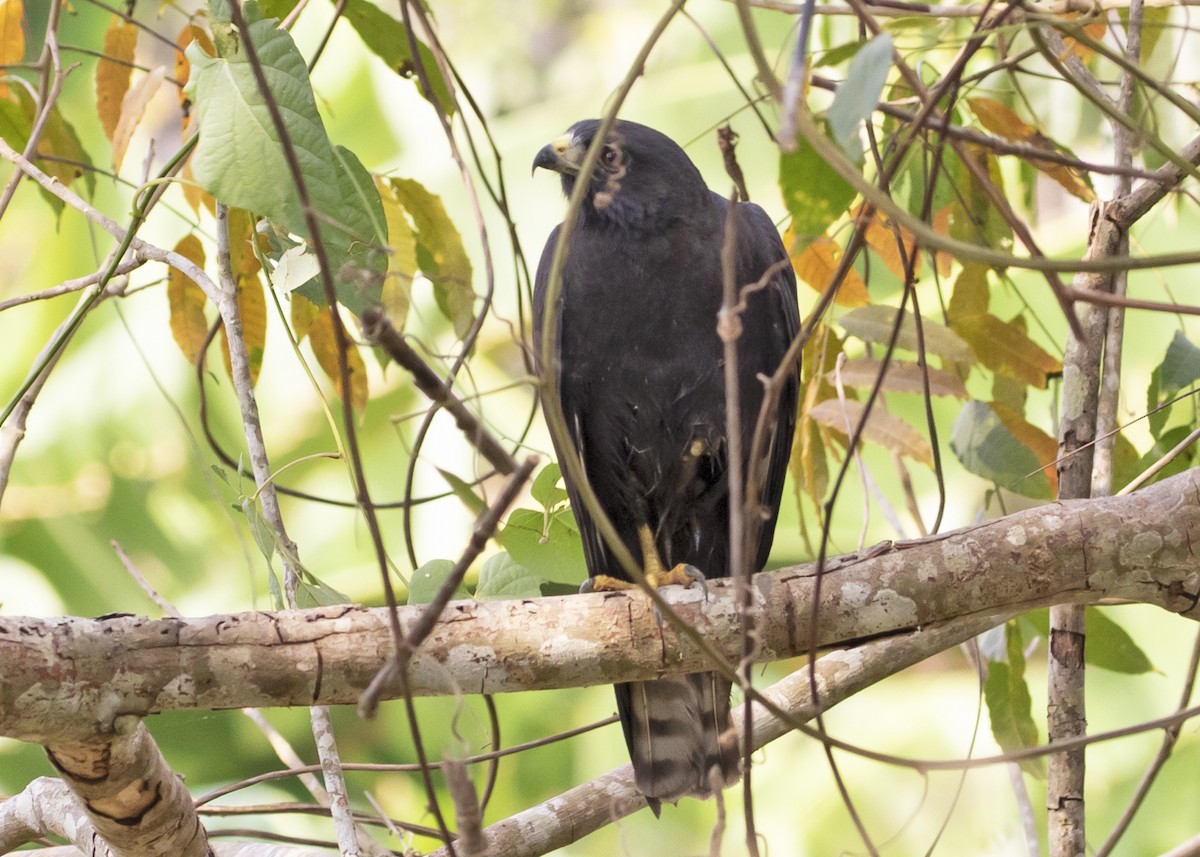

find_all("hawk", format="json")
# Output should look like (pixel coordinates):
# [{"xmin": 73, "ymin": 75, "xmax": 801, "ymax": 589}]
[{"xmin": 532, "ymin": 119, "xmax": 800, "ymax": 808}]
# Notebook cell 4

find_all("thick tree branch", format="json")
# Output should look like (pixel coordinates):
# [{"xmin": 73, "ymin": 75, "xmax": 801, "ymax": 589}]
[{"xmin": 1, "ymin": 467, "xmax": 1197, "ymax": 744}]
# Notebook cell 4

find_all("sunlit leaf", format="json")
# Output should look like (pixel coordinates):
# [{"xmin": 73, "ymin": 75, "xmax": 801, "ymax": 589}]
[
  {"xmin": 829, "ymin": 357, "xmax": 967, "ymax": 398},
  {"xmin": 950, "ymin": 400, "xmax": 1053, "ymax": 497},
  {"xmin": 0, "ymin": 0, "xmax": 24, "ymax": 98},
  {"xmin": 828, "ymin": 34, "xmax": 892, "ymax": 151},
  {"xmin": 953, "ymin": 312, "xmax": 1060, "ymax": 389},
  {"xmin": 788, "ymin": 232, "xmax": 869, "ymax": 306},
  {"xmin": 186, "ymin": 0, "xmax": 386, "ymax": 312},
  {"xmin": 983, "ymin": 621, "xmax": 1042, "ymax": 777},
  {"xmin": 167, "ymin": 233, "xmax": 209, "ymax": 365},
  {"xmin": 309, "ymin": 308, "xmax": 369, "ymax": 412},
  {"xmin": 290, "ymin": 292, "xmax": 320, "ymax": 343},
  {"xmin": 111, "ymin": 65, "xmax": 166, "ymax": 171},
  {"xmin": 779, "ymin": 127, "xmax": 858, "ymax": 240},
  {"xmin": 839, "ymin": 304, "xmax": 974, "ymax": 363},
  {"xmin": 531, "ymin": 462, "xmax": 568, "ymax": 511},
  {"xmin": 388, "ymin": 177, "xmax": 475, "ymax": 337},
  {"xmin": 407, "ymin": 558, "xmax": 468, "ymax": 605},
  {"xmin": 475, "ymin": 552, "xmax": 545, "ymax": 601},
  {"xmin": 375, "ymin": 175, "xmax": 418, "ymax": 330},
  {"xmin": 808, "ymin": 399, "xmax": 932, "ymax": 465},
  {"xmin": 96, "ymin": 16, "xmax": 137, "ymax": 142},
  {"xmin": 498, "ymin": 507, "xmax": 585, "ymax": 586}
]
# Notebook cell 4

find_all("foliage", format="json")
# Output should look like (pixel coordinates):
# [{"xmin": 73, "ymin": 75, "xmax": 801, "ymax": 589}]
[{"xmin": 2, "ymin": 0, "xmax": 1200, "ymax": 854}]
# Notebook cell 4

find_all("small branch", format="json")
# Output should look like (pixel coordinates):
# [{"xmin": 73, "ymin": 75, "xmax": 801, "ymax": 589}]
[{"xmin": 359, "ymin": 309, "xmax": 517, "ymax": 476}]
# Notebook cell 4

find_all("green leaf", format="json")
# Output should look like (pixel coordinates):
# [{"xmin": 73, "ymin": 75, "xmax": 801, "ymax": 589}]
[
  {"xmin": 1134, "ymin": 424, "xmax": 1198, "ymax": 487},
  {"xmin": 387, "ymin": 177, "xmax": 476, "ymax": 338},
  {"xmin": 950, "ymin": 400, "xmax": 1051, "ymax": 498},
  {"xmin": 1085, "ymin": 607, "xmax": 1155, "ymax": 674},
  {"xmin": 408, "ymin": 558, "xmax": 468, "ymax": 605},
  {"xmin": 295, "ymin": 571, "xmax": 350, "ymax": 607},
  {"xmin": 828, "ymin": 34, "xmax": 892, "ymax": 151},
  {"xmin": 498, "ymin": 507, "xmax": 586, "ymax": 586},
  {"xmin": 186, "ymin": 0, "xmax": 385, "ymax": 312},
  {"xmin": 241, "ymin": 496, "xmax": 276, "ymax": 562},
  {"xmin": 531, "ymin": 462, "xmax": 568, "ymax": 511},
  {"xmin": 1157, "ymin": 330, "xmax": 1200, "ymax": 397},
  {"xmin": 337, "ymin": 0, "xmax": 454, "ymax": 116},
  {"xmin": 437, "ymin": 467, "xmax": 486, "ymax": 516},
  {"xmin": 1024, "ymin": 608, "xmax": 1154, "ymax": 674},
  {"xmin": 983, "ymin": 621, "xmax": 1042, "ymax": 777},
  {"xmin": 779, "ymin": 125, "xmax": 858, "ymax": 240},
  {"xmin": 814, "ymin": 40, "xmax": 867, "ymax": 69},
  {"xmin": 475, "ymin": 552, "xmax": 545, "ymax": 601},
  {"xmin": 839, "ymin": 304, "xmax": 975, "ymax": 363}
]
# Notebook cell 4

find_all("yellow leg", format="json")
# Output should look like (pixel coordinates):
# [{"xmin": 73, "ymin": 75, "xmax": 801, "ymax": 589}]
[{"xmin": 585, "ymin": 525, "xmax": 705, "ymax": 592}]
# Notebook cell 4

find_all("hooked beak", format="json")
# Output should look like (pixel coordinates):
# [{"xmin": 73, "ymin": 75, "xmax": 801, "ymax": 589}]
[{"xmin": 532, "ymin": 133, "xmax": 582, "ymax": 177}]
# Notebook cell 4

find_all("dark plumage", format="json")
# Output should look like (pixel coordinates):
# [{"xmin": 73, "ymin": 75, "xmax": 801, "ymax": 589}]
[{"xmin": 532, "ymin": 119, "xmax": 800, "ymax": 808}]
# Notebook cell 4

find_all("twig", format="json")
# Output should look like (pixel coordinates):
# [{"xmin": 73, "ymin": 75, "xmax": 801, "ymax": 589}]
[{"xmin": 359, "ymin": 309, "xmax": 517, "ymax": 476}]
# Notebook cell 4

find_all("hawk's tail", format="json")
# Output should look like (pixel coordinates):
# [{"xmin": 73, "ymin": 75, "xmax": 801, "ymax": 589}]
[{"xmin": 615, "ymin": 673, "xmax": 739, "ymax": 810}]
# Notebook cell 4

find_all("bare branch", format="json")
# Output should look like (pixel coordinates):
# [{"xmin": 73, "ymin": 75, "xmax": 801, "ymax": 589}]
[{"xmin": 2, "ymin": 467, "xmax": 1197, "ymax": 744}]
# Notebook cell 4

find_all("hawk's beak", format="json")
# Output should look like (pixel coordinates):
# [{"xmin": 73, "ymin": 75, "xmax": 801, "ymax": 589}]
[{"xmin": 532, "ymin": 134, "xmax": 581, "ymax": 176}]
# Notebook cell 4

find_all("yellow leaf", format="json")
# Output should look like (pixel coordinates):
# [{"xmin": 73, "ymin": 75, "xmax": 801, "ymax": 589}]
[
  {"xmin": 968, "ymin": 97, "xmax": 1036, "ymax": 142},
  {"xmin": 952, "ymin": 312, "xmax": 1062, "ymax": 389},
  {"xmin": 180, "ymin": 158, "xmax": 215, "ymax": 216},
  {"xmin": 309, "ymin": 308, "xmax": 369, "ymax": 413},
  {"xmin": 992, "ymin": 402, "xmax": 1059, "ymax": 494},
  {"xmin": 176, "ymin": 25, "xmax": 214, "ymax": 135},
  {"xmin": 967, "ymin": 98, "xmax": 1094, "ymax": 203},
  {"xmin": 290, "ymin": 293, "xmax": 320, "ymax": 343},
  {"xmin": 219, "ymin": 209, "xmax": 266, "ymax": 387},
  {"xmin": 111, "ymin": 65, "xmax": 165, "ymax": 171},
  {"xmin": 375, "ymin": 175, "xmax": 417, "ymax": 331},
  {"xmin": 787, "ymin": 230, "xmax": 870, "ymax": 307},
  {"xmin": 0, "ymin": 0, "xmax": 26, "ymax": 99},
  {"xmin": 808, "ymin": 398, "xmax": 932, "ymax": 465},
  {"xmin": 167, "ymin": 234, "xmax": 209, "ymax": 365},
  {"xmin": 947, "ymin": 262, "xmax": 990, "ymax": 319},
  {"xmin": 931, "ymin": 205, "xmax": 954, "ymax": 277},
  {"xmin": 96, "ymin": 16, "xmax": 137, "ymax": 143},
  {"xmin": 1061, "ymin": 16, "xmax": 1107, "ymax": 61}
]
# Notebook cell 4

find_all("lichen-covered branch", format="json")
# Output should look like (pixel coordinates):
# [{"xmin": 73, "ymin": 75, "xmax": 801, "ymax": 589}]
[{"xmin": 1, "ymin": 467, "xmax": 1197, "ymax": 744}]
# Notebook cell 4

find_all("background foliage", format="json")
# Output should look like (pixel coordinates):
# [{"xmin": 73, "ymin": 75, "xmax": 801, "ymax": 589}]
[{"xmin": 2, "ymin": 0, "xmax": 1200, "ymax": 854}]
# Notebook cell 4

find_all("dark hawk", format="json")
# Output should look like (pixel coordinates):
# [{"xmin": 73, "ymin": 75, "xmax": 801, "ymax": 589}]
[{"xmin": 532, "ymin": 119, "xmax": 800, "ymax": 807}]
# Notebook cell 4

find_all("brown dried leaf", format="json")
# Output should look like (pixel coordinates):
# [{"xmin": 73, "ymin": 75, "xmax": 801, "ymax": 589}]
[
  {"xmin": 788, "ymin": 230, "xmax": 870, "ymax": 307},
  {"xmin": 858, "ymin": 207, "xmax": 920, "ymax": 281},
  {"xmin": 96, "ymin": 16, "xmax": 137, "ymax": 142},
  {"xmin": 808, "ymin": 398, "xmax": 932, "ymax": 465},
  {"xmin": 1061, "ymin": 17, "xmax": 1107, "ymax": 62},
  {"xmin": 952, "ymin": 312, "xmax": 1061, "ymax": 389},
  {"xmin": 167, "ymin": 234, "xmax": 209, "ymax": 365},
  {"xmin": 829, "ymin": 357, "xmax": 968, "ymax": 398},
  {"xmin": 309, "ymin": 308, "xmax": 368, "ymax": 413},
  {"xmin": 111, "ymin": 65, "xmax": 165, "ymax": 171}
]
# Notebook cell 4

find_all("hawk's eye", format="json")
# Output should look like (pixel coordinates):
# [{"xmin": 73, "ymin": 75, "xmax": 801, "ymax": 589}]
[{"xmin": 601, "ymin": 145, "xmax": 619, "ymax": 166}]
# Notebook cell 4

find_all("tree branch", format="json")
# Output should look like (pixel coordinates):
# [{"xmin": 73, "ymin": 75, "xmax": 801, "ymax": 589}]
[{"xmin": 1, "ymin": 467, "xmax": 1197, "ymax": 744}]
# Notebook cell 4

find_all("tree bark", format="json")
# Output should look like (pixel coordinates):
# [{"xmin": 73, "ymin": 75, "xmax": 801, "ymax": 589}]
[{"xmin": 2, "ymin": 467, "xmax": 1197, "ymax": 745}]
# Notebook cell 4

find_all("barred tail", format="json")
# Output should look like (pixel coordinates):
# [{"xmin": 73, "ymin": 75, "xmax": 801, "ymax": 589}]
[{"xmin": 615, "ymin": 672, "xmax": 739, "ymax": 808}]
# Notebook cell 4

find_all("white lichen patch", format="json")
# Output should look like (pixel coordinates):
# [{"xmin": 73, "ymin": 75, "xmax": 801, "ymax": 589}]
[
  {"xmin": 840, "ymin": 582, "xmax": 919, "ymax": 631},
  {"xmin": 332, "ymin": 615, "xmax": 354, "ymax": 633},
  {"xmin": 1005, "ymin": 525, "xmax": 1027, "ymax": 547}
]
